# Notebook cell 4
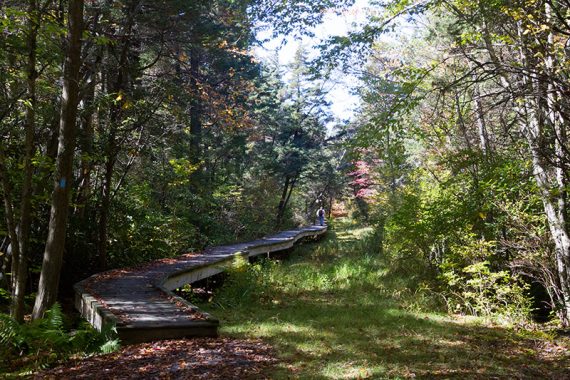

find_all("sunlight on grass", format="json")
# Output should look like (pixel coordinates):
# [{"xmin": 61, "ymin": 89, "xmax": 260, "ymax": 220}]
[
  {"xmin": 321, "ymin": 361, "xmax": 384, "ymax": 380},
  {"xmin": 335, "ymin": 224, "xmax": 374, "ymax": 243},
  {"xmin": 199, "ymin": 218, "xmax": 570, "ymax": 379}
]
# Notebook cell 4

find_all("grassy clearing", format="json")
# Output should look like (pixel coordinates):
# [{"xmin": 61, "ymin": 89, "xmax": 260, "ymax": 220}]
[{"xmin": 199, "ymin": 219, "xmax": 570, "ymax": 379}]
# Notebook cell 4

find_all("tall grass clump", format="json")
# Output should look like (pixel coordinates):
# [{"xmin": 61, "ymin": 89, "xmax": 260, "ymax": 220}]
[{"xmin": 212, "ymin": 255, "xmax": 276, "ymax": 309}]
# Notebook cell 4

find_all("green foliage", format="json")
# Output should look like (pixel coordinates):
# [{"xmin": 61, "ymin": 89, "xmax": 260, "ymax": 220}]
[
  {"xmin": 441, "ymin": 253, "xmax": 532, "ymax": 325},
  {"xmin": 0, "ymin": 288, "xmax": 10, "ymax": 305},
  {"xmin": 213, "ymin": 255, "xmax": 275, "ymax": 309},
  {"xmin": 0, "ymin": 304, "xmax": 120, "ymax": 375},
  {"xmin": 350, "ymin": 52, "xmax": 543, "ymax": 321},
  {"xmin": 1, "ymin": 0, "xmax": 351, "ymax": 315},
  {"xmin": 349, "ymin": 87, "xmax": 539, "ymax": 323},
  {"xmin": 99, "ymin": 338, "xmax": 121, "ymax": 355},
  {"xmin": 376, "ymin": 162, "xmax": 535, "ymax": 324},
  {"xmin": 340, "ymin": 0, "xmax": 570, "ymax": 325},
  {"xmin": 0, "ymin": 312, "xmax": 23, "ymax": 349}
]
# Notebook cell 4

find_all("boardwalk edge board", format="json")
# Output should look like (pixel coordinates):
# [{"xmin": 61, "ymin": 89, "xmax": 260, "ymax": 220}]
[{"xmin": 74, "ymin": 225, "xmax": 327, "ymax": 343}]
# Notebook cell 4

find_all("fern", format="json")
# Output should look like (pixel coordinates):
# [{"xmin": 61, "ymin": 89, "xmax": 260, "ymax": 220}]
[
  {"xmin": 98, "ymin": 322, "xmax": 120, "ymax": 354},
  {"xmin": 42, "ymin": 303, "xmax": 65, "ymax": 331},
  {"xmin": 0, "ymin": 313, "xmax": 23, "ymax": 348},
  {"xmin": 37, "ymin": 303, "xmax": 69, "ymax": 351},
  {"xmin": 1, "ymin": 303, "xmax": 122, "ymax": 375},
  {"xmin": 0, "ymin": 287, "xmax": 10, "ymax": 303},
  {"xmin": 70, "ymin": 320, "xmax": 120, "ymax": 354},
  {"xmin": 100, "ymin": 338, "xmax": 120, "ymax": 354}
]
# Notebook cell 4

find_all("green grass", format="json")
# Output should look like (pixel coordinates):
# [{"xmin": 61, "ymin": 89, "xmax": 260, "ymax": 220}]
[{"xmin": 199, "ymin": 219, "xmax": 570, "ymax": 379}]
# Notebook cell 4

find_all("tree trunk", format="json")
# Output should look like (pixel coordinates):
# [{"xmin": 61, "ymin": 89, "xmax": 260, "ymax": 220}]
[
  {"xmin": 0, "ymin": 149, "xmax": 21, "ymax": 316},
  {"xmin": 32, "ymin": 0, "xmax": 84, "ymax": 320},
  {"xmin": 542, "ymin": 4, "xmax": 570, "ymax": 325},
  {"xmin": 525, "ymin": 117, "xmax": 570, "ymax": 326},
  {"xmin": 12, "ymin": 0, "xmax": 39, "ymax": 322},
  {"xmin": 189, "ymin": 46, "xmax": 202, "ymax": 168},
  {"xmin": 479, "ymin": 20, "xmax": 570, "ymax": 325},
  {"xmin": 96, "ymin": 2, "xmax": 137, "ymax": 269},
  {"xmin": 283, "ymin": 176, "xmax": 297, "ymax": 215},
  {"xmin": 0, "ymin": 238, "xmax": 9, "ymax": 290},
  {"xmin": 97, "ymin": 143, "xmax": 115, "ymax": 270},
  {"xmin": 276, "ymin": 175, "xmax": 290, "ymax": 226},
  {"xmin": 472, "ymin": 82, "xmax": 491, "ymax": 157},
  {"xmin": 517, "ymin": 23, "xmax": 570, "ymax": 325},
  {"xmin": 75, "ymin": 59, "xmax": 98, "ymax": 219},
  {"xmin": 455, "ymin": 92, "xmax": 473, "ymax": 151},
  {"xmin": 276, "ymin": 174, "xmax": 297, "ymax": 226}
]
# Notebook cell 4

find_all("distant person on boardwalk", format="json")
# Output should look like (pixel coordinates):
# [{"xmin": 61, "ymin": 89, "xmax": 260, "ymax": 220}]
[{"xmin": 317, "ymin": 207, "xmax": 325, "ymax": 226}]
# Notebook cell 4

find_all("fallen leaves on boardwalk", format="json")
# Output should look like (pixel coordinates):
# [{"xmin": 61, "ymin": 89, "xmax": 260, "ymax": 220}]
[
  {"xmin": 35, "ymin": 338, "xmax": 277, "ymax": 379},
  {"xmin": 79, "ymin": 252, "xmax": 211, "ymax": 325}
]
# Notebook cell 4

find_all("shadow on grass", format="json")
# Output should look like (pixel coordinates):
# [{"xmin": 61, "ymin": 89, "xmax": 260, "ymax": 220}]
[{"xmin": 213, "ymin": 284, "xmax": 569, "ymax": 379}]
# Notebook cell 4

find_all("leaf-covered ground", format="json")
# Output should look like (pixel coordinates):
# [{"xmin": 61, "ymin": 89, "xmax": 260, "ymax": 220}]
[{"xmin": 34, "ymin": 338, "xmax": 277, "ymax": 379}]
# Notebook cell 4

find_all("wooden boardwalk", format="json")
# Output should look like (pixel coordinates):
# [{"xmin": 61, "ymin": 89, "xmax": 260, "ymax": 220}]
[{"xmin": 74, "ymin": 225, "xmax": 327, "ymax": 343}]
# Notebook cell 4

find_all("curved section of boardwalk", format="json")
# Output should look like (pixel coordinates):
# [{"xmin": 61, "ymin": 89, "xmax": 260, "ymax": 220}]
[{"xmin": 74, "ymin": 225, "xmax": 327, "ymax": 344}]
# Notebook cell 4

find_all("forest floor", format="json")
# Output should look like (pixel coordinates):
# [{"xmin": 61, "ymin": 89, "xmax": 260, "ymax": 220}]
[{"xmin": 35, "ymin": 219, "xmax": 570, "ymax": 379}]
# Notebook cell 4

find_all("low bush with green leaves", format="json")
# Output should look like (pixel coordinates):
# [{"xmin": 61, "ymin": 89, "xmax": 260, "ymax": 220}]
[{"xmin": 440, "ymin": 259, "xmax": 531, "ymax": 325}]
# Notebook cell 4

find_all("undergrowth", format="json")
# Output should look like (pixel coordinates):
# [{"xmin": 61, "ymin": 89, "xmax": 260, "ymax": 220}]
[
  {"xmin": 0, "ymin": 303, "xmax": 119, "ymax": 377},
  {"xmin": 196, "ymin": 218, "xmax": 570, "ymax": 379},
  {"xmin": 210, "ymin": 219, "xmax": 444, "ymax": 318}
]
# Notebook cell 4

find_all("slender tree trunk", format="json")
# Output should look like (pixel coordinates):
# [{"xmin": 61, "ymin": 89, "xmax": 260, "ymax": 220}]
[
  {"xmin": 517, "ymin": 21, "xmax": 570, "ymax": 325},
  {"xmin": 75, "ymin": 60, "xmax": 98, "ymax": 219},
  {"xmin": 77, "ymin": 6, "xmax": 109, "ymax": 205},
  {"xmin": 189, "ymin": 46, "xmax": 202, "ymax": 168},
  {"xmin": 472, "ymin": 82, "xmax": 491, "ymax": 156},
  {"xmin": 276, "ymin": 175, "xmax": 290, "ymax": 226},
  {"xmin": 12, "ymin": 0, "xmax": 39, "ymax": 322},
  {"xmin": 97, "ymin": 140, "xmax": 115, "ymax": 269},
  {"xmin": 479, "ymin": 20, "xmax": 570, "ymax": 325},
  {"xmin": 32, "ymin": 0, "xmax": 84, "ymax": 320},
  {"xmin": 75, "ymin": 9, "xmax": 103, "ymax": 212},
  {"xmin": 455, "ymin": 92, "xmax": 473, "ymax": 151},
  {"xmin": 0, "ymin": 148, "xmax": 21, "ymax": 315},
  {"xmin": 524, "ymin": 113, "xmax": 570, "ymax": 325},
  {"xmin": 276, "ymin": 174, "xmax": 297, "ymax": 226},
  {"xmin": 543, "ymin": 3, "xmax": 570, "ymax": 325},
  {"xmin": 0, "ymin": 238, "xmax": 9, "ymax": 290},
  {"xmin": 283, "ymin": 176, "xmax": 297, "ymax": 214},
  {"xmin": 96, "ymin": 2, "xmax": 137, "ymax": 269}
]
